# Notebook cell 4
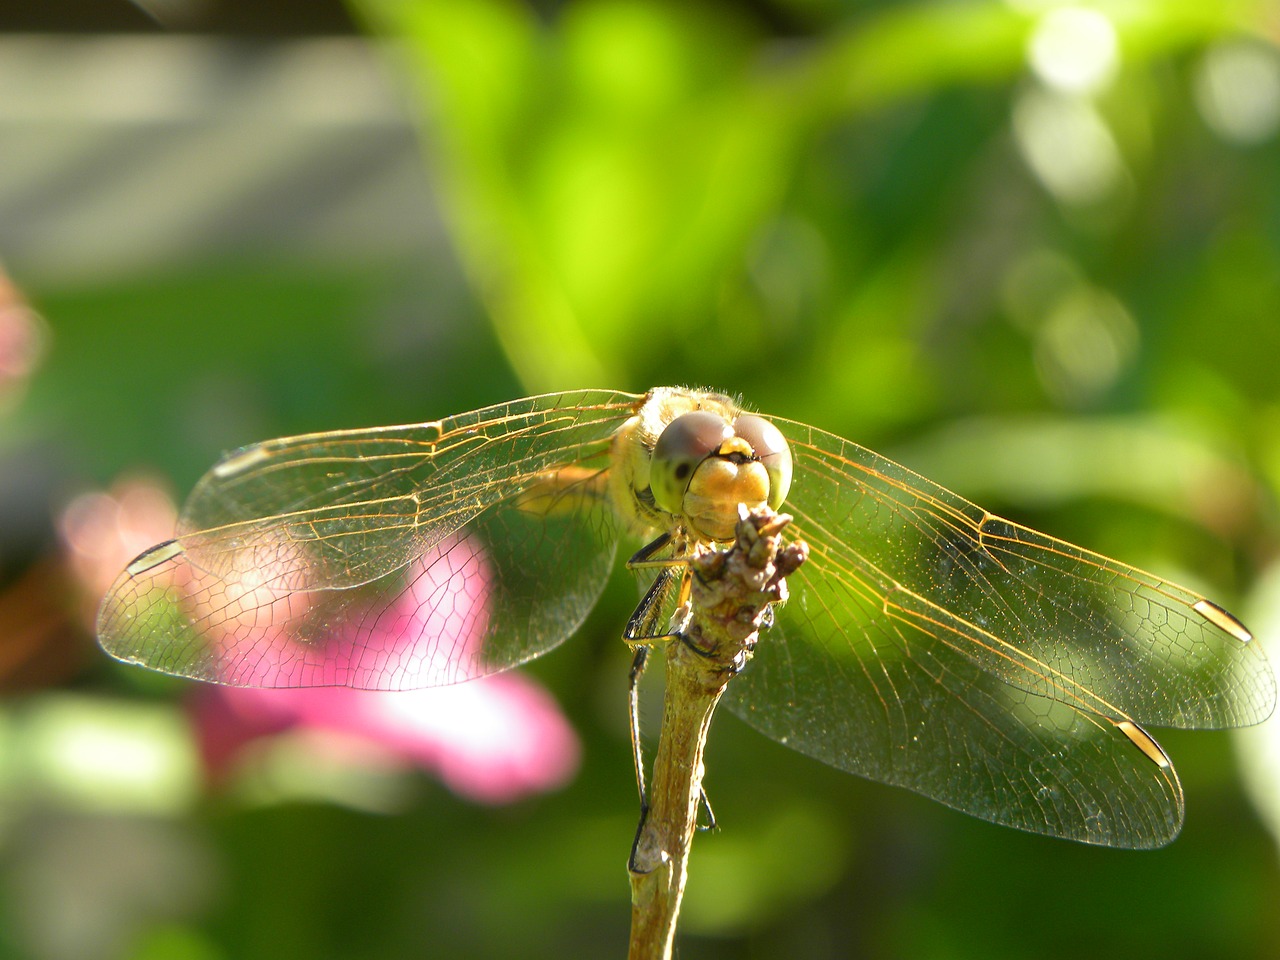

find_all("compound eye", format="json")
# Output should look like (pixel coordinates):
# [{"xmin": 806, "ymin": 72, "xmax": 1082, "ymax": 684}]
[
  {"xmin": 732, "ymin": 414, "xmax": 792, "ymax": 509},
  {"xmin": 650, "ymin": 411, "xmax": 734, "ymax": 516}
]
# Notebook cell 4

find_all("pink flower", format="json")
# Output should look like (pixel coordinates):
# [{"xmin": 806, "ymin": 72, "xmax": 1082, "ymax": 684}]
[
  {"xmin": 192, "ymin": 672, "xmax": 580, "ymax": 805},
  {"xmin": 60, "ymin": 477, "xmax": 179, "ymax": 628},
  {"xmin": 63, "ymin": 480, "xmax": 581, "ymax": 804},
  {"xmin": 0, "ymin": 269, "xmax": 44, "ymax": 408},
  {"xmin": 192, "ymin": 530, "xmax": 498, "ymax": 690}
]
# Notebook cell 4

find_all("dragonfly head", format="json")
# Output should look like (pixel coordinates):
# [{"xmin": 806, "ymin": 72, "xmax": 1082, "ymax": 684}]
[{"xmin": 649, "ymin": 410, "xmax": 792, "ymax": 542}]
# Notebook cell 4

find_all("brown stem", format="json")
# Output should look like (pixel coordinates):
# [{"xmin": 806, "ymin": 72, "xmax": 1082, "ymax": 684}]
[{"xmin": 627, "ymin": 507, "xmax": 808, "ymax": 960}]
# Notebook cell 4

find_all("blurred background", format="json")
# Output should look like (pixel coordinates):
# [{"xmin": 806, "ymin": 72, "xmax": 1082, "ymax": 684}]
[{"xmin": 3, "ymin": 0, "xmax": 1280, "ymax": 957}]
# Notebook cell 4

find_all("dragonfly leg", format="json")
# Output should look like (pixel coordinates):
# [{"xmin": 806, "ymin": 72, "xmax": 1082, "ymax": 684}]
[
  {"xmin": 628, "ymin": 800, "xmax": 651, "ymax": 873},
  {"xmin": 626, "ymin": 531, "xmax": 676, "ymax": 569},
  {"xmin": 697, "ymin": 785, "xmax": 717, "ymax": 832},
  {"xmin": 628, "ymin": 644, "xmax": 651, "ymax": 809},
  {"xmin": 624, "ymin": 569, "xmax": 673, "ymax": 643},
  {"xmin": 623, "ymin": 552, "xmax": 691, "ymax": 645}
]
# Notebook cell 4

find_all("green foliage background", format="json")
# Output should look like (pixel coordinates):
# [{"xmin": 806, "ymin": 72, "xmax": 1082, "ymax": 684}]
[{"xmin": 5, "ymin": 1, "xmax": 1280, "ymax": 957}]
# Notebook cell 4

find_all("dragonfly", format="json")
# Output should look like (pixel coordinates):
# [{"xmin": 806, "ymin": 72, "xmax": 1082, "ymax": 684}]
[{"xmin": 97, "ymin": 387, "xmax": 1276, "ymax": 847}]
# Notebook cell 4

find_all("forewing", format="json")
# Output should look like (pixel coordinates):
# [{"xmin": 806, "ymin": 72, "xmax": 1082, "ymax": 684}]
[
  {"xmin": 97, "ymin": 390, "xmax": 642, "ymax": 688},
  {"xmin": 766, "ymin": 418, "xmax": 1275, "ymax": 728},
  {"xmin": 726, "ymin": 417, "xmax": 1275, "ymax": 846}
]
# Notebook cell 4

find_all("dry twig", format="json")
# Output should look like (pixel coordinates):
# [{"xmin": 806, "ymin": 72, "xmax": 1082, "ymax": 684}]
[{"xmin": 627, "ymin": 506, "xmax": 808, "ymax": 960}]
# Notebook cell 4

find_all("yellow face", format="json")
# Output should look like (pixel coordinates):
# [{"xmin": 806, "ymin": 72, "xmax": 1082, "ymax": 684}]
[{"xmin": 608, "ymin": 388, "xmax": 793, "ymax": 543}]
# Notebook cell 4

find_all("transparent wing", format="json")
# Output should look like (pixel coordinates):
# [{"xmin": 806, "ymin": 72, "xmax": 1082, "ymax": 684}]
[
  {"xmin": 97, "ymin": 390, "xmax": 643, "ymax": 689},
  {"xmin": 727, "ymin": 418, "xmax": 1276, "ymax": 847}
]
